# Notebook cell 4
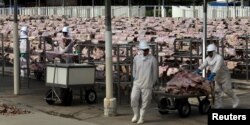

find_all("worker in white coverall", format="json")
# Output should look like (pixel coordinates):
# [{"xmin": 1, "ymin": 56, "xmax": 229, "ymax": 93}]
[
  {"xmin": 19, "ymin": 26, "xmax": 29, "ymax": 77},
  {"xmin": 58, "ymin": 26, "xmax": 75, "ymax": 63},
  {"xmin": 131, "ymin": 41, "xmax": 158, "ymax": 124},
  {"xmin": 195, "ymin": 44, "xmax": 239, "ymax": 109}
]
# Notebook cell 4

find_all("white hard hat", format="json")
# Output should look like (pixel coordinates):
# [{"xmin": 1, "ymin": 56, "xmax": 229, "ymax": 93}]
[
  {"xmin": 20, "ymin": 26, "xmax": 28, "ymax": 32},
  {"xmin": 62, "ymin": 26, "xmax": 68, "ymax": 33},
  {"xmin": 138, "ymin": 40, "xmax": 150, "ymax": 50},
  {"xmin": 207, "ymin": 44, "xmax": 217, "ymax": 52}
]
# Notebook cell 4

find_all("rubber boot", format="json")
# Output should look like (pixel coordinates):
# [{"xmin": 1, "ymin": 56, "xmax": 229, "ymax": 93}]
[
  {"xmin": 224, "ymin": 89, "xmax": 240, "ymax": 108},
  {"xmin": 131, "ymin": 107, "xmax": 139, "ymax": 123},
  {"xmin": 137, "ymin": 109, "xmax": 145, "ymax": 124},
  {"xmin": 232, "ymin": 95, "xmax": 240, "ymax": 108}
]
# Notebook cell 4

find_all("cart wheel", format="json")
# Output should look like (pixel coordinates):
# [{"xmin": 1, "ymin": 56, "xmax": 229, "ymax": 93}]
[
  {"xmin": 61, "ymin": 88, "xmax": 73, "ymax": 106},
  {"xmin": 35, "ymin": 71, "xmax": 44, "ymax": 80},
  {"xmin": 159, "ymin": 110, "xmax": 169, "ymax": 115},
  {"xmin": 85, "ymin": 89, "xmax": 97, "ymax": 104},
  {"xmin": 158, "ymin": 98, "xmax": 169, "ymax": 115},
  {"xmin": 177, "ymin": 100, "xmax": 191, "ymax": 118},
  {"xmin": 199, "ymin": 98, "xmax": 211, "ymax": 115},
  {"xmin": 45, "ymin": 89, "xmax": 55, "ymax": 105}
]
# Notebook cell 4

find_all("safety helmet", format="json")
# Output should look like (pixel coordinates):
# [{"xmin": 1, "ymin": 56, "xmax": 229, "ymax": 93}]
[
  {"xmin": 138, "ymin": 40, "xmax": 150, "ymax": 50},
  {"xmin": 207, "ymin": 44, "xmax": 217, "ymax": 52},
  {"xmin": 62, "ymin": 26, "xmax": 68, "ymax": 33},
  {"xmin": 20, "ymin": 26, "xmax": 28, "ymax": 32}
]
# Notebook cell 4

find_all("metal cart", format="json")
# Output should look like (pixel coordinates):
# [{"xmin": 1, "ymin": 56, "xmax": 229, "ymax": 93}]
[
  {"xmin": 153, "ymin": 91, "xmax": 211, "ymax": 118},
  {"xmin": 45, "ymin": 63, "xmax": 97, "ymax": 106}
]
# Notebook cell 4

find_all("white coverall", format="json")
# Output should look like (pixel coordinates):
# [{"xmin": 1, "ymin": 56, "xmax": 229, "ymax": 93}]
[
  {"xmin": 58, "ymin": 35, "xmax": 74, "ymax": 63},
  {"xmin": 19, "ymin": 30, "xmax": 28, "ymax": 76},
  {"xmin": 131, "ymin": 54, "xmax": 157, "ymax": 123},
  {"xmin": 199, "ymin": 52, "xmax": 239, "ymax": 108}
]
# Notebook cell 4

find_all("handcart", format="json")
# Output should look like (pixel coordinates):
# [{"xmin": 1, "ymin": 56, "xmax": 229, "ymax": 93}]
[
  {"xmin": 31, "ymin": 51, "xmax": 79, "ymax": 81},
  {"xmin": 155, "ymin": 83, "xmax": 215, "ymax": 118},
  {"xmin": 153, "ymin": 91, "xmax": 211, "ymax": 118},
  {"xmin": 44, "ymin": 63, "xmax": 97, "ymax": 106}
]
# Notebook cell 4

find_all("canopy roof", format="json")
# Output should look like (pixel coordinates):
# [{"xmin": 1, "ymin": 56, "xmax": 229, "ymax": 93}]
[{"xmin": 208, "ymin": 1, "xmax": 241, "ymax": 6}]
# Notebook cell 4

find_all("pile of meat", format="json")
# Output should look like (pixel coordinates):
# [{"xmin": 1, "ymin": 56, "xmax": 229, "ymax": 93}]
[
  {"xmin": 0, "ymin": 15, "xmax": 248, "ymax": 81},
  {"xmin": 164, "ymin": 70, "xmax": 212, "ymax": 95},
  {"xmin": 0, "ymin": 103, "xmax": 31, "ymax": 115}
]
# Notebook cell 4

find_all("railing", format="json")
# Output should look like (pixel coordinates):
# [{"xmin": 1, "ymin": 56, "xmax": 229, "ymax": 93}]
[
  {"xmin": 0, "ymin": 6, "xmax": 146, "ymax": 17},
  {"xmin": 172, "ymin": 6, "xmax": 250, "ymax": 19},
  {"xmin": 0, "ymin": 5, "xmax": 250, "ymax": 18}
]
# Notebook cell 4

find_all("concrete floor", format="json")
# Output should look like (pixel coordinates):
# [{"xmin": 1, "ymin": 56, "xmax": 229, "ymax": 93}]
[{"xmin": 0, "ymin": 75, "xmax": 250, "ymax": 125}]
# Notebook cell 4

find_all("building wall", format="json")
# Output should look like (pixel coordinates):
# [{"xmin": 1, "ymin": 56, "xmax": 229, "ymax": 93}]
[
  {"xmin": 46, "ymin": 0, "xmax": 77, "ymax": 6},
  {"xmin": 217, "ymin": 0, "xmax": 234, "ymax": 2}
]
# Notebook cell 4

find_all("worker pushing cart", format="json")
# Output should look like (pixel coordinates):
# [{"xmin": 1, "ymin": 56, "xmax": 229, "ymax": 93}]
[{"xmin": 194, "ymin": 44, "xmax": 240, "ymax": 109}]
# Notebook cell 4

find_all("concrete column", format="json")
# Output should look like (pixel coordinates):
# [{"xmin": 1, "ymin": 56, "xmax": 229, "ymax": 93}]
[
  {"xmin": 13, "ymin": 0, "xmax": 20, "ymax": 95},
  {"xmin": 104, "ymin": 0, "xmax": 117, "ymax": 117}
]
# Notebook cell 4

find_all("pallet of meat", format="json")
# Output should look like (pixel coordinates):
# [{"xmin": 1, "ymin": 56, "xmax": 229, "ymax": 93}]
[{"xmin": 153, "ymin": 70, "xmax": 213, "ymax": 118}]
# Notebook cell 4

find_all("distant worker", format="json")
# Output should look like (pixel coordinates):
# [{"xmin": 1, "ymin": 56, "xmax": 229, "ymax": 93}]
[
  {"xmin": 131, "ymin": 41, "xmax": 158, "ymax": 124},
  {"xmin": 195, "ymin": 44, "xmax": 239, "ymax": 109},
  {"xmin": 19, "ymin": 26, "xmax": 29, "ymax": 77},
  {"xmin": 58, "ymin": 26, "xmax": 75, "ymax": 63}
]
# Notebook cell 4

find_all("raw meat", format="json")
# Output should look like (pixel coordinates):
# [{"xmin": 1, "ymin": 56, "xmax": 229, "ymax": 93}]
[{"xmin": 165, "ymin": 70, "xmax": 212, "ymax": 95}]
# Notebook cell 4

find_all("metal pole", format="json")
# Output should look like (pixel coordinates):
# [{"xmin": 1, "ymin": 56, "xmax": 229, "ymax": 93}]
[
  {"xmin": 14, "ymin": 0, "xmax": 20, "ymax": 95},
  {"xmin": 62, "ymin": 0, "xmax": 65, "ymax": 15},
  {"xmin": 158, "ymin": 0, "xmax": 161, "ymax": 17},
  {"xmin": 202, "ymin": 0, "xmax": 207, "ymax": 78},
  {"xmin": 193, "ymin": 0, "xmax": 196, "ymax": 18},
  {"xmin": 241, "ymin": 0, "xmax": 244, "ymax": 7},
  {"xmin": 38, "ymin": 0, "xmax": 41, "ymax": 15},
  {"xmin": 154, "ymin": 6, "xmax": 156, "ymax": 17},
  {"xmin": 104, "ymin": 0, "xmax": 117, "ymax": 117},
  {"xmin": 128, "ymin": 0, "xmax": 131, "ymax": 17},
  {"xmin": 92, "ymin": 0, "xmax": 94, "ymax": 17},
  {"xmin": 226, "ymin": 0, "xmax": 229, "ymax": 18},
  {"xmin": 246, "ymin": 37, "xmax": 249, "ymax": 81},
  {"xmin": 9, "ymin": 0, "xmax": 11, "ymax": 15},
  {"xmin": 1, "ymin": 34, "xmax": 4, "ymax": 77},
  {"xmin": 234, "ymin": 0, "xmax": 236, "ymax": 18}
]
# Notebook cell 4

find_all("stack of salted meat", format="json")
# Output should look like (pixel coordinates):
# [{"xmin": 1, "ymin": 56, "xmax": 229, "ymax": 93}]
[
  {"xmin": 165, "ymin": 70, "xmax": 212, "ymax": 95},
  {"xmin": 0, "ymin": 103, "xmax": 30, "ymax": 115}
]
